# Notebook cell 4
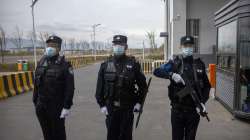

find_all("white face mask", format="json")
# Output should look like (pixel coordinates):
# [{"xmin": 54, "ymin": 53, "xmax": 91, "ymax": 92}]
[
  {"xmin": 113, "ymin": 45, "xmax": 125, "ymax": 55},
  {"xmin": 182, "ymin": 47, "xmax": 193, "ymax": 57},
  {"xmin": 45, "ymin": 47, "xmax": 57, "ymax": 57}
]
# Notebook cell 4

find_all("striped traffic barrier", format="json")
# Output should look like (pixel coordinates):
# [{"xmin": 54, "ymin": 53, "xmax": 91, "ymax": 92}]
[
  {"xmin": 139, "ymin": 60, "xmax": 166, "ymax": 74},
  {"xmin": 0, "ymin": 71, "xmax": 34, "ymax": 100},
  {"xmin": 0, "ymin": 76, "xmax": 8, "ymax": 99},
  {"xmin": 28, "ymin": 71, "xmax": 34, "ymax": 89},
  {"xmin": 11, "ymin": 74, "xmax": 23, "ymax": 95},
  {"xmin": 139, "ymin": 60, "xmax": 153, "ymax": 74},
  {"xmin": 19, "ymin": 73, "xmax": 30, "ymax": 92},
  {"xmin": 2, "ymin": 75, "xmax": 16, "ymax": 97},
  {"xmin": 13, "ymin": 73, "xmax": 25, "ymax": 94},
  {"xmin": 25, "ymin": 72, "xmax": 33, "ymax": 90},
  {"xmin": 152, "ymin": 60, "xmax": 166, "ymax": 70}
]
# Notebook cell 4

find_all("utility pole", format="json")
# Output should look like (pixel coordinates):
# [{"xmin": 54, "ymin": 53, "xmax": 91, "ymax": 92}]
[
  {"xmin": 92, "ymin": 24, "xmax": 101, "ymax": 61},
  {"xmin": 31, "ymin": 0, "xmax": 39, "ymax": 68},
  {"xmin": 143, "ymin": 41, "xmax": 145, "ymax": 60}
]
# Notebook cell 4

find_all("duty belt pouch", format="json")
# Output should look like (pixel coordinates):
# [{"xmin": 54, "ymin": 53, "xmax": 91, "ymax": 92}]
[
  {"xmin": 104, "ymin": 60, "xmax": 118, "ymax": 102},
  {"xmin": 104, "ymin": 73, "xmax": 116, "ymax": 82},
  {"xmin": 104, "ymin": 72, "xmax": 116, "ymax": 97},
  {"xmin": 35, "ymin": 67, "xmax": 46, "ymax": 84},
  {"xmin": 117, "ymin": 75, "xmax": 124, "ymax": 87},
  {"xmin": 192, "ymin": 64, "xmax": 203, "ymax": 99}
]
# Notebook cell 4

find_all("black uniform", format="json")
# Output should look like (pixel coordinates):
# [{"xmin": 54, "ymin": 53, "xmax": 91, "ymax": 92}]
[
  {"xmin": 153, "ymin": 55, "xmax": 211, "ymax": 140},
  {"xmin": 33, "ymin": 55, "xmax": 75, "ymax": 140},
  {"xmin": 95, "ymin": 55, "xmax": 147, "ymax": 140}
]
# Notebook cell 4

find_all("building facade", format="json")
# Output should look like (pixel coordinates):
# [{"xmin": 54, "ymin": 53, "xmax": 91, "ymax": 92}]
[
  {"xmin": 166, "ymin": 0, "xmax": 229, "ymax": 65},
  {"xmin": 215, "ymin": 0, "xmax": 250, "ymax": 120}
]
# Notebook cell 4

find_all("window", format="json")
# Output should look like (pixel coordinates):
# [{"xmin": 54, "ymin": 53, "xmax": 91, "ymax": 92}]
[
  {"xmin": 217, "ymin": 21, "xmax": 237, "ymax": 72},
  {"xmin": 239, "ymin": 17, "xmax": 250, "ymax": 113}
]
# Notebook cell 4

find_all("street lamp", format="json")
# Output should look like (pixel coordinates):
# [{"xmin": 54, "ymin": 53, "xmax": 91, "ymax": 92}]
[
  {"xmin": 92, "ymin": 24, "xmax": 101, "ymax": 61},
  {"xmin": 143, "ymin": 40, "xmax": 145, "ymax": 60},
  {"xmin": 31, "ymin": 0, "xmax": 39, "ymax": 68}
]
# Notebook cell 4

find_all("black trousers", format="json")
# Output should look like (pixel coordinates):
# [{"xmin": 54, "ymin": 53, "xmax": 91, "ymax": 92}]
[
  {"xmin": 36, "ymin": 104, "xmax": 66, "ymax": 140},
  {"xmin": 106, "ymin": 108, "xmax": 134, "ymax": 140},
  {"xmin": 171, "ymin": 109, "xmax": 200, "ymax": 140}
]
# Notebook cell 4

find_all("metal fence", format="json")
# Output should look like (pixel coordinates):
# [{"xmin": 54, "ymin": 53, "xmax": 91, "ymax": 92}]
[{"xmin": 139, "ymin": 60, "xmax": 166, "ymax": 74}]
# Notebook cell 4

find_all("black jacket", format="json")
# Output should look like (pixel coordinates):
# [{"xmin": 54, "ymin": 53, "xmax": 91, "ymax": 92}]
[
  {"xmin": 33, "ymin": 55, "xmax": 75, "ymax": 109},
  {"xmin": 95, "ymin": 55, "xmax": 147, "ymax": 108},
  {"xmin": 154, "ymin": 56, "xmax": 211, "ymax": 108}
]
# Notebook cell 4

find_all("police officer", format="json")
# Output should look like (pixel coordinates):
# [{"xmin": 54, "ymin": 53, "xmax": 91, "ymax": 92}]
[
  {"xmin": 95, "ymin": 35, "xmax": 147, "ymax": 140},
  {"xmin": 33, "ymin": 35, "xmax": 75, "ymax": 140},
  {"xmin": 153, "ymin": 36, "xmax": 211, "ymax": 140}
]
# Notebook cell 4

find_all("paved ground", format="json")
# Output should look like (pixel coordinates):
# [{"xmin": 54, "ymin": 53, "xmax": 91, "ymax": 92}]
[{"xmin": 0, "ymin": 63, "xmax": 249, "ymax": 140}]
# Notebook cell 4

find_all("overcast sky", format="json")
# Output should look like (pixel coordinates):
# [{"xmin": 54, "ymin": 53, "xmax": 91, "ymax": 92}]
[{"xmin": 0, "ymin": 0, "xmax": 165, "ymax": 48}]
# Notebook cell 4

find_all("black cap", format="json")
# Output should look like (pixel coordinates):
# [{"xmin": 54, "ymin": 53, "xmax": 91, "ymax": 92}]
[
  {"xmin": 180, "ymin": 36, "xmax": 194, "ymax": 45},
  {"xmin": 112, "ymin": 35, "xmax": 127, "ymax": 44},
  {"xmin": 46, "ymin": 35, "xmax": 62, "ymax": 45}
]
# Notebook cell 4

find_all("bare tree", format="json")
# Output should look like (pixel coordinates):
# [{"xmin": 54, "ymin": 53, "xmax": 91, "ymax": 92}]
[
  {"xmin": 39, "ymin": 32, "xmax": 49, "ymax": 48},
  {"xmin": 10, "ymin": 26, "xmax": 24, "ymax": 59},
  {"xmin": 79, "ymin": 40, "xmax": 90, "ymax": 55},
  {"xmin": 81, "ymin": 41, "xmax": 90, "ymax": 50},
  {"xmin": 68, "ymin": 38, "xmax": 75, "ymax": 55},
  {"xmin": 0, "ymin": 26, "xmax": 6, "ymax": 63},
  {"xmin": 75, "ymin": 41, "xmax": 81, "ymax": 55},
  {"xmin": 146, "ymin": 31, "xmax": 157, "ymax": 52},
  {"xmin": 62, "ymin": 39, "xmax": 67, "ymax": 55},
  {"xmin": 27, "ymin": 31, "xmax": 34, "ymax": 44}
]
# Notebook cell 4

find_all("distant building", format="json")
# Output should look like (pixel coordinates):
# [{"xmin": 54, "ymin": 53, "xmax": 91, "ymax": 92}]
[
  {"xmin": 5, "ymin": 38, "xmax": 44, "ymax": 54},
  {"xmin": 8, "ymin": 47, "xmax": 44, "ymax": 54}
]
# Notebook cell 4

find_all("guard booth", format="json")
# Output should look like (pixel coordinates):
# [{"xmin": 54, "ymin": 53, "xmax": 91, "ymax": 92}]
[{"xmin": 215, "ymin": 0, "xmax": 250, "ymax": 119}]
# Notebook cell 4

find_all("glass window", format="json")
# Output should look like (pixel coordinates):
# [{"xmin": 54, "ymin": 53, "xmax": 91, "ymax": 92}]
[
  {"xmin": 217, "ymin": 21, "xmax": 237, "ymax": 72},
  {"xmin": 239, "ymin": 17, "xmax": 250, "ymax": 113}
]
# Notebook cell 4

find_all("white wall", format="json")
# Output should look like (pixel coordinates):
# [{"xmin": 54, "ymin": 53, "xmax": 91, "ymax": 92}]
[
  {"xmin": 170, "ymin": 0, "xmax": 187, "ymax": 56},
  {"xmin": 187, "ymin": 0, "xmax": 229, "ymax": 54}
]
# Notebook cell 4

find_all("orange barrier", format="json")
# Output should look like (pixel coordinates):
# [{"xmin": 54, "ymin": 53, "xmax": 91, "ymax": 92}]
[{"xmin": 209, "ymin": 64, "xmax": 216, "ymax": 88}]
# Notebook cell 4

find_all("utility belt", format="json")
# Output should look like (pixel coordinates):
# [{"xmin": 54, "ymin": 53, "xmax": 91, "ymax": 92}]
[
  {"xmin": 110, "ymin": 100, "xmax": 134, "ymax": 109},
  {"xmin": 171, "ymin": 103, "xmax": 196, "ymax": 112}
]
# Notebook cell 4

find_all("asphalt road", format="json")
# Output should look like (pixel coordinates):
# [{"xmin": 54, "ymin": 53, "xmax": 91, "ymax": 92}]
[{"xmin": 0, "ymin": 63, "xmax": 249, "ymax": 140}]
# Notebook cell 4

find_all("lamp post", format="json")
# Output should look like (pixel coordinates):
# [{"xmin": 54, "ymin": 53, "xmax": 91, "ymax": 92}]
[
  {"xmin": 31, "ymin": 0, "xmax": 39, "ymax": 68},
  {"xmin": 92, "ymin": 24, "xmax": 101, "ymax": 61},
  {"xmin": 143, "ymin": 41, "xmax": 145, "ymax": 60}
]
